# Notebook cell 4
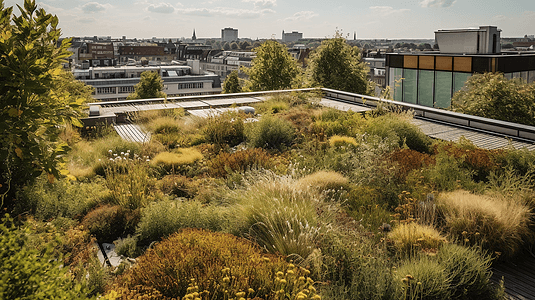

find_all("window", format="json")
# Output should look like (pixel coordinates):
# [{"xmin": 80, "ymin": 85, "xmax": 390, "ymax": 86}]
[
  {"xmin": 418, "ymin": 70, "xmax": 434, "ymax": 107},
  {"xmin": 96, "ymin": 87, "xmax": 117, "ymax": 94},
  {"xmin": 177, "ymin": 82, "xmax": 204, "ymax": 89},
  {"xmin": 118, "ymin": 86, "xmax": 135, "ymax": 93},
  {"xmin": 403, "ymin": 69, "xmax": 417, "ymax": 104},
  {"xmin": 434, "ymin": 71, "xmax": 452, "ymax": 108}
]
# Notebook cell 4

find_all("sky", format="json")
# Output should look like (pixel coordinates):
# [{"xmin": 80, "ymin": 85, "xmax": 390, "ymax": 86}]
[{"xmin": 3, "ymin": 0, "xmax": 535, "ymax": 40}]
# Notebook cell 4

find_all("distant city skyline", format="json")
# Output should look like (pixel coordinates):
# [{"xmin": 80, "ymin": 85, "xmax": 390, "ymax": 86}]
[{"xmin": 4, "ymin": 0, "xmax": 534, "ymax": 39}]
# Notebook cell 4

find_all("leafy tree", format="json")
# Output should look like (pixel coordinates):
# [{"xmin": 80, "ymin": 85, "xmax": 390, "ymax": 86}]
[
  {"xmin": 239, "ymin": 41, "xmax": 250, "ymax": 50},
  {"xmin": 307, "ymin": 35, "xmax": 372, "ymax": 95},
  {"xmin": 0, "ymin": 0, "xmax": 87, "ymax": 209},
  {"xmin": 127, "ymin": 71, "xmax": 166, "ymax": 100},
  {"xmin": 0, "ymin": 214, "xmax": 93, "ymax": 299},
  {"xmin": 242, "ymin": 40, "xmax": 300, "ymax": 91},
  {"xmin": 451, "ymin": 72, "xmax": 535, "ymax": 126},
  {"xmin": 222, "ymin": 70, "xmax": 242, "ymax": 93}
]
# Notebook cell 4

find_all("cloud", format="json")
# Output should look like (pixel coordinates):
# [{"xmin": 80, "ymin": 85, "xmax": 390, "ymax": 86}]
[
  {"xmin": 284, "ymin": 11, "xmax": 318, "ymax": 21},
  {"xmin": 78, "ymin": 17, "xmax": 96, "ymax": 24},
  {"xmin": 242, "ymin": 0, "xmax": 276, "ymax": 9},
  {"xmin": 177, "ymin": 7, "xmax": 274, "ymax": 18},
  {"xmin": 419, "ymin": 0, "xmax": 456, "ymax": 8},
  {"xmin": 492, "ymin": 14, "xmax": 507, "ymax": 22},
  {"xmin": 147, "ymin": 3, "xmax": 175, "ymax": 13},
  {"xmin": 369, "ymin": 6, "xmax": 410, "ymax": 16},
  {"xmin": 81, "ymin": 2, "xmax": 111, "ymax": 14}
]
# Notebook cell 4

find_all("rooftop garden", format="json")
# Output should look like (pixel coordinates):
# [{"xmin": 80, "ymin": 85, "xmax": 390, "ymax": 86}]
[{"xmin": 5, "ymin": 91, "xmax": 535, "ymax": 299}]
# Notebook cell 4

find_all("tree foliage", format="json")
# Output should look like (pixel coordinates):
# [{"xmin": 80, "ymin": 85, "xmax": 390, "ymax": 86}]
[
  {"xmin": 243, "ymin": 40, "xmax": 300, "ymax": 91},
  {"xmin": 222, "ymin": 70, "xmax": 242, "ymax": 93},
  {"xmin": 451, "ymin": 72, "xmax": 535, "ymax": 126},
  {"xmin": 0, "ymin": 214, "xmax": 92, "ymax": 299},
  {"xmin": 307, "ymin": 35, "xmax": 372, "ymax": 95},
  {"xmin": 0, "ymin": 0, "xmax": 88, "ymax": 209},
  {"xmin": 127, "ymin": 71, "xmax": 166, "ymax": 100}
]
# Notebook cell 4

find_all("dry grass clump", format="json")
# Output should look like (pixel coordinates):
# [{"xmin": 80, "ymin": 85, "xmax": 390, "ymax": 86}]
[
  {"xmin": 151, "ymin": 148, "xmax": 203, "ymax": 168},
  {"xmin": 229, "ymin": 171, "xmax": 326, "ymax": 261},
  {"xmin": 437, "ymin": 190, "xmax": 532, "ymax": 257},
  {"xmin": 296, "ymin": 170, "xmax": 349, "ymax": 192},
  {"xmin": 388, "ymin": 222, "xmax": 447, "ymax": 257},
  {"xmin": 148, "ymin": 116, "xmax": 181, "ymax": 134},
  {"xmin": 328, "ymin": 135, "xmax": 358, "ymax": 148},
  {"xmin": 112, "ymin": 229, "xmax": 319, "ymax": 299}
]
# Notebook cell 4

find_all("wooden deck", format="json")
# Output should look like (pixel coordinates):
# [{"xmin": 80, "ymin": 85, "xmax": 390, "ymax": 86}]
[
  {"xmin": 412, "ymin": 118, "xmax": 535, "ymax": 150},
  {"xmin": 492, "ymin": 254, "xmax": 535, "ymax": 300},
  {"xmin": 114, "ymin": 122, "xmax": 151, "ymax": 143}
]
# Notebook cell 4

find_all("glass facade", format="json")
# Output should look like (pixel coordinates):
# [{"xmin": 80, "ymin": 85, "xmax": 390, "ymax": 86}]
[
  {"xmin": 389, "ymin": 67, "xmax": 403, "ymax": 101},
  {"xmin": 453, "ymin": 72, "xmax": 472, "ymax": 94},
  {"xmin": 434, "ymin": 71, "xmax": 453, "ymax": 108},
  {"xmin": 403, "ymin": 69, "xmax": 418, "ymax": 104},
  {"xmin": 418, "ymin": 70, "xmax": 435, "ymax": 107}
]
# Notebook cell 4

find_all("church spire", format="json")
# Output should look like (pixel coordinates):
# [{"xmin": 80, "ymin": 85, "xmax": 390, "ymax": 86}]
[{"xmin": 192, "ymin": 29, "xmax": 197, "ymax": 40}]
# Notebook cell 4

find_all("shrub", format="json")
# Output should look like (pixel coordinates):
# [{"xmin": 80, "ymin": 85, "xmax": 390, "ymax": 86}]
[
  {"xmin": 389, "ymin": 149, "xmax": 434, "ymax": 181},
  {"xmin": 202, "ymin": 111, "xmax": 245, "ymax": 148},
  {"xmin": 436, "ymin": 243, "xmax": 496, "ymax": 299},
  {"xmin": 310, "ymin": 108, "xmax": 365, "ymax": 138},
  {"xmin": 394, "ymin": 256, "xmax": 451, "ymax": 300},
  {"xmin": 105, "ymin": 157, "xmax": 155, "ymax": 210},
  {"xmin": 435, "ymin": 139, "xmax": 500, "ymax": 182},
  {"xmin": 136, "ymin": 200, "xmax": 231, "ymax": 244},
  {"xmin": 112, "ymin": 229, "xmax": 319, "ymax": 299},
  {"xmin": 437, "ymin": 190, "xmax": 532, "ymax": 258},
  {"xmin": 256, "ymin": 99, "xmax": 290, "ymax": 114},
  {"xmin": 114, "ymin": 235, "xmax": 141, "ymax": 258},
  {"xmin": 157, "ymin": 174, "xmax": 198, "ymax": 198},
  {"xmin": 246, "ymin": 115, "xmax": 296, "ymax": 151},
  {"xmin": 209, "ymin": 148, "xmax": 275, "ymax": 177},
  {"xmin": 388, "ymin": 222, "xmax": 447, "ymax": 258},
  {"xmin": 317, "ymin": 229, "xmax": 396, "ymax": 300},
  {"xmin": 424, "ymin": 151, "xmax": 477, "ymax": 192},
  {"xmin": 16, "ymin": 175, "xmax": 108, "ymax": 220},
  {"xmin": 82, "ymin": 205, "xmax": 140, "ymax": 242},
  {"xmin": 364, "ymin": 113, "xmax": 432, "ymax": 153},
  {"xmin": 343, "ymin": 186, "xmax": 394, "ymax": 231},
  {"xmin": 229, "ymin": 171, "xmax": 326, "ymax": 261},
  {"xmin": 0, "ymin": 215, "xmax": 91, "ymax": 300}
]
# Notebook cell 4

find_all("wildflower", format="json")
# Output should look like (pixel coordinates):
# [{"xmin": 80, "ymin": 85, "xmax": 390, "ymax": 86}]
[
  {"xmin": 223, "ymin": 277, "xmax": 230, "ymax": 284},
  {"xmin": 248, "ymin": 288, "xmax": 254, "ymax": 294}
]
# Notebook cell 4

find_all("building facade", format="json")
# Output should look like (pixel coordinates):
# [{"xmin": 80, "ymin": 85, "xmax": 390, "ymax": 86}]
[
  {"xmin": 282, "ymin": 30, "xmax": 303, "ymax": 43},
  {"xmin": 77, "ymin": 65, "xmax": 221, "ymax": 101},
  {"xmin": 385, "ymin": 26, "xmax": 535, "ymax": 108},
  {"xmin": 221, "ymin": 28, "xmax": 238, "ymax": 43}
]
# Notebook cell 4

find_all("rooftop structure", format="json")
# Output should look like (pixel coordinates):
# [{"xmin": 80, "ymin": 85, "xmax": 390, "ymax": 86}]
[{"xmin": 386, "ymin": 26, "xmax": 535, "ymax": 109}]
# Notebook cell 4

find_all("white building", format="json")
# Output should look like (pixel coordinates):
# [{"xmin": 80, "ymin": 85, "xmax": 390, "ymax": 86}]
[
  {"xmin": 282, "ymin": 30, "xmax": 303, "ymax": 43},
  {"xmin": 75, "ymin": 65, "xmax": 222, "ymax": 100},
  {"xmin": 201, "ymin": 51, "xmax": 255, "ymax": 80},
  {"xmin": 221, "ymin": 27, "xmax": 238, "ymax": 43},
  {"xmin": 435, "ymin": 26, "xmax": 501, "ymax": 54}
]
